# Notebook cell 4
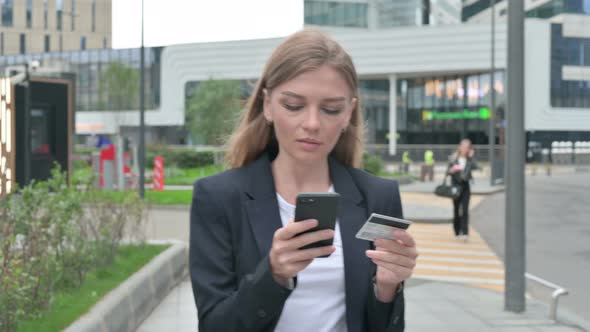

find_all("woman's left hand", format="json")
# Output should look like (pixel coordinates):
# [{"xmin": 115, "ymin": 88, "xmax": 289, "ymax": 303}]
[{"xmin": 366, "ymin": 230, "xmax": 418, "ymax": 302}]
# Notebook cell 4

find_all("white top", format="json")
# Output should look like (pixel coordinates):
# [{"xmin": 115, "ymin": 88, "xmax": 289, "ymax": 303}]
[
  {"xmin": 457, "ymin": 157, "xmax": 467, "ymax": 170},
  {"xmin": 274, "ymin": 187, "xmax": 348, "ymax": 332}
]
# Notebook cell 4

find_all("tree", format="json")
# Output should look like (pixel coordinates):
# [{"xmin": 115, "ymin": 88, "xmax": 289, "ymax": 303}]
[
  {"xmin": 185, "ymin": 79, "xmax": 242, "ymax": 145},
  {"xmin": 100, "ymin": 62, "xmax": 140, "ymax": 110}
]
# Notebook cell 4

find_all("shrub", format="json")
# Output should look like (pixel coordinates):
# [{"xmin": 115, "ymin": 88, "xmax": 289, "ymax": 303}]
[
  {"xmin": 0, "ymin": 166, "xmax": 147, "ymax": 332},
  {"xmin": 146, "ymin": 145, "xmax": 215, "ymax": 169},
  {"xmin": 363, "ymin": 153, "xmax": 384, "ymax": 175}
]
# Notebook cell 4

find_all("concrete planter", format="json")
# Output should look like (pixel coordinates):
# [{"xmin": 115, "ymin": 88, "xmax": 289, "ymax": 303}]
[{"xmin": 64, "ymin": 242, "xmax": 188, "ymax": 332}]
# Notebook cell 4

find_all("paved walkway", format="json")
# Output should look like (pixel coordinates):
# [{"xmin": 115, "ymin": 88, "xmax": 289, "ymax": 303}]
[
  {"xmin": 136, "ymin": 178, "xmax": 589, "ymax": 331},
  {"xmin": 137, "ymin": 277, "xmax": 584, "ymax": 331}
]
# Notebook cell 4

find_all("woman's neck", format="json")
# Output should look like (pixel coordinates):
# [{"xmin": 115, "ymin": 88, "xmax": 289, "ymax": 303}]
[{"xmin": 271, "ymin": 152, "xmax": 331, "ymax": 205}]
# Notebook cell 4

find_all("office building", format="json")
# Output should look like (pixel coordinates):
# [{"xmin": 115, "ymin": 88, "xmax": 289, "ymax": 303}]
[
  {"xmin": 1, "ymin": 1, "xmax": 588, "ymax": 152},
  {"xmin": 0, "ymin": 0, "xmax": 111, "ymax": 55}
]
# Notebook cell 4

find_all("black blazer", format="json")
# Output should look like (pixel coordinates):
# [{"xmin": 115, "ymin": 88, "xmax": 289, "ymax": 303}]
[
  {"xmin": 448, "ymin": 157, "xmax": 478, "ymax": 186},
  {"xmin": 190, "ymin": 152, "xmax": 406, "ymax": 332}
]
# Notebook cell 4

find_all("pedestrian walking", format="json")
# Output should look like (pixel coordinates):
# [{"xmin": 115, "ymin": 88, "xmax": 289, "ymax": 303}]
[
  {"xmin": 189, "ymin": 29, "xmax": 417, "ymax": 332},
  {"xmin": 447, "ymin": 139, "xmax": 478, "ymax": 241}
]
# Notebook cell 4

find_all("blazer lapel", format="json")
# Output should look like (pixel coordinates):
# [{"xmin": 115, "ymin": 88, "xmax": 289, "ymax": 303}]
[
  {"xmin": 329, "ymin": 158, "xmax": 372, "ymax": 332},
  {"xmin": 242, "ymin": 154, "xmax": 283, "ymax": 256}
]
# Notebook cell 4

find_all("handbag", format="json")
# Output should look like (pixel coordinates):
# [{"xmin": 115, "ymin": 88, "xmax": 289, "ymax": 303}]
[{"xmin": 434, "ymin": 175, "xmax": 462, "ymax": 199}]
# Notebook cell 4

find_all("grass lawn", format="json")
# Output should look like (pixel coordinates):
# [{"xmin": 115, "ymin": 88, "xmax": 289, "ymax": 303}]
[
  {"xmin": 146, "ymin": 190, "xmax": 193, "ymax": 205},
  {"xmin": 72, "ymin": 165, "xmax": 224, "ymax": 186},
  {"xmin": 86, "ymin": 190, "xmax": 193, "ymax": 206},
  {"xmin": 165, "ymin": 165, "xmax": 224, "ymax": 185},
  {"xmin": 17, "ymin": 244, "xmax": 169, "ymax": 332}
]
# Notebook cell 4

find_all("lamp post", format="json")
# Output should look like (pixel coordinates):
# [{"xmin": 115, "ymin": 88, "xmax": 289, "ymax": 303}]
[
  {"xmin": 505, "ymin": 0, "xmax": 526, "ymax": 313},
  {"xmin": 23, "ymin": 63, "xmax": 31, "ymax": 185},
  {"xmin": 138, "ymin": 0, "xmax": 146, "ymax": 198},
  {"xmin": 489, "ymin": 0, "xmax": 496, "ymax": 185}
]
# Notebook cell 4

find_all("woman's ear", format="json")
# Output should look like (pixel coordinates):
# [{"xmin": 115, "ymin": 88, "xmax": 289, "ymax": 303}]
[{"xmin": 262, "ymin": 88, "xmax": 273, "ymax": 123}]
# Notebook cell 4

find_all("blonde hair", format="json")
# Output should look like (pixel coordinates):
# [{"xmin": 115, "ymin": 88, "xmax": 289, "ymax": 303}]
[
  {"xmin": 450, "ymin": 138, "xmax": 473, "ymax": 161},
  {"xmin": 224, "ymin": 29, "xmax": 364, "ymax": 169}
]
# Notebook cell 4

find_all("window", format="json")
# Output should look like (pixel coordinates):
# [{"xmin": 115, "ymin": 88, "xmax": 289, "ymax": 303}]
[
  {"xmin": 71, "ymin": 0, "xmax": 75, "ymax": 31},
  {"xmin": 45, "ymin": 34, "xmax": 50, "ymax": 52},
  {"xmin": 1, "ymin": 0, "xmax": 14, "ymax": 27},
  {"xmin": 0, "ymin": 32, "xmax": 4, "ymax": 55},
  {"xmin": 59, "ymin": 34, "xmax": 63, "ymax": 51},
  {"xmin": 80, "ymin": 36, "xmax": 86, "ymax": 50},
  {"xmin": 103, "ymin": 37, "xmax": 107, "ymax": 49},
  {"xmin": 19, "ymin": 33, "xmax": 26, "ymax": 54},
  {"xmin": 56, "ymin": 0, "xmax": 63, "ymax": 30},
  {"xmin": 304, "ymin": 1, "xmax": 368, "ymax": 27},
  {"xmin": 550, "ymin": 23, "xmax": 590, "ymax": 108},
  {"xmin": 44, "ymin": 0, "xmax": 48, "ymax": 29},
  {"xmin": 26, "ymin": 0, "xmax": 32, "ymax": 28},
  {"xmin": 92, "ymin": 0, "xmax": 96, "ymax": 32}
]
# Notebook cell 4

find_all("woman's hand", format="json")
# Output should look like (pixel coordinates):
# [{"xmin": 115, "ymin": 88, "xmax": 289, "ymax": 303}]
[
  {"xmin": 269, "ymin": 219, "xmax": 335, "ymax": 287},
  {"xmin": 449, "ymin": 164, "xmax": 462, "ymax": 174},
  {"xmin": 366, "ymin": 230, "xmax": 418, "ymax": 302}
]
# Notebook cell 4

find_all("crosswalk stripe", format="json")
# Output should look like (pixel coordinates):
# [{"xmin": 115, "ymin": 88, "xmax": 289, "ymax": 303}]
[
  {"xmin": 414, "ymin": 237, "xmax": 489, "ymax": 250},
  {"xmin": 417, "ymin": 264, "xmax": 504, "ymax": 275},
  {"xmin": 418, "ymin": 248, "xmax": 496, "ymax": 256},
  {"xmin": 412, "ymin": 275, "xmax": 504, "ymax": 285},
  {"xmin": 417, "ymin": 243, "xmax": 492, "ymax": 252},
  {"xmin": 417, "ymin": 257, "xmax": 504, "ymax": 269},
  {"xmin": 409, "ymin": 223, "xmax": 505, "ymax": 292}
]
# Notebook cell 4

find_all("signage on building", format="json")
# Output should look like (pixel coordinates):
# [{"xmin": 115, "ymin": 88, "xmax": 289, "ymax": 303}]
[{"xmin": 422, "ymin": 107, "xmax": 491, "ymax": 121}]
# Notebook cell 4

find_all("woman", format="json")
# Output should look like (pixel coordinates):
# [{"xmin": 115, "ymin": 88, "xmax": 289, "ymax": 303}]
[
  {"xmin": 190, "ymin": 29, "xmax": 417, "ymax": 332},
  {"xmin": 447, "ymin": 139, "xmax": 478, "ymax": 241}
]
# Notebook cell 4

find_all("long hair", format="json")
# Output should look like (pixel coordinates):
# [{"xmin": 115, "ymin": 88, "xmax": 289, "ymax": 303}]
[
  {"xmin": 224, "ymin": 29, "xmax": 364, "ymax": 169},
  {"xmin": 450, "ymin": 138, "xmax": 473, "ymax": 161}
]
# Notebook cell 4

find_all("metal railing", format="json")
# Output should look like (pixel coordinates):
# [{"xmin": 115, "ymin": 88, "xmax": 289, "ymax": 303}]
[
  {"xmin": 365, "ymin": 144, "xmax": 505, "ymax": 163},
  {"xmin": 525, "ymin": 273, "xmax": 569, "ymax": 321}
]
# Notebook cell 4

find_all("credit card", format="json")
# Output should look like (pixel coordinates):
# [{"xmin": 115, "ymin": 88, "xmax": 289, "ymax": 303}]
[{"xmin": 355, "ymin": 213, "xmax": 412, "ymax": 242}]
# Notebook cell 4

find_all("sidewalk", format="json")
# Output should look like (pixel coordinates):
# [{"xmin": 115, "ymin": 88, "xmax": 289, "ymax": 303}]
[
  {"xmin": 136, "ymin": 277, "xmax": 584, "ymax": 332},
  {"xmin": 137, "ymin": 179, "xmax": 589, "ymax": 331}
]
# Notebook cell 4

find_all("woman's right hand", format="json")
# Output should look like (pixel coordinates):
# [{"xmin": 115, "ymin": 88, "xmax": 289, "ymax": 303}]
[{"xmin": 269, "ymin": 219, "xmax": 335, "ymax": 287}]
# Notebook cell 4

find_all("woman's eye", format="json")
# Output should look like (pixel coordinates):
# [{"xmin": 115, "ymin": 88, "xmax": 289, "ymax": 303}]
[
  {"xmin": 284, "ymin": 104, "xmax": 303, "ymax": 111},
  {"xmin": 322, "ymin": 108, "xmax": 342, "ymax": 115}
]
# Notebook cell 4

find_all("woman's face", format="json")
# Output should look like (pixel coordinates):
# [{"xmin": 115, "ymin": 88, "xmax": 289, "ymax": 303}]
[
  {"xmin": 263, "ymin": 65, "xmax": 355, "ymax": 166},
  {"xmin": 459, "ymin": 140, "xmax": 472, "ymax": 157}
]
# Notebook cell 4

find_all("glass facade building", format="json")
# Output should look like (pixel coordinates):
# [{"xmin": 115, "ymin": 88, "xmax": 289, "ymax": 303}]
[
  {"xmin": 304, "ymin": 1, "xmax": 368, "ymax": 27},
  {"xmin": 183, "ymin": 73, "xmax": 505, "ymax": 145},
  {"xmin": 551, "ymin": 23, "xmax": 590, "ymax": 108},
  {"xmin": 463, "ymin": 0, "xmax": 590, "ymax": 21},
  {"xmin": 397, "ymin": 72, "xmax": 505, "ymax": 144},
  {"xmin": 0, "ymin": 47, "xmax": 162, "ymax": 112}
]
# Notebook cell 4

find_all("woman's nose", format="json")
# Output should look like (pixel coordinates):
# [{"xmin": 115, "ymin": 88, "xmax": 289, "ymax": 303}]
[{"xmin": 302, "ymin": 108, "xmax": 321, "ymax": 131}]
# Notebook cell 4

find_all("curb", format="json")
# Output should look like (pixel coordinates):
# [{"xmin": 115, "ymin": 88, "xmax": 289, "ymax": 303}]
[
  {"xmin": 409, "ymin": 217, "xmax": 452, "ymax": 224},
  {"xmin": 150, "ymin": 205, "xmax": 190, "ymax": 211},
  {"xmin": 64, "ymin": 242, "xmax": 188, "ymax": 332}
]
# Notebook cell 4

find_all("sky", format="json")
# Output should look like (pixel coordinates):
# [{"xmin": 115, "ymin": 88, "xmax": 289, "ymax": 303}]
[{"xmin": 112, "ymin": 0, "xmax": 304, "ymax": 49}]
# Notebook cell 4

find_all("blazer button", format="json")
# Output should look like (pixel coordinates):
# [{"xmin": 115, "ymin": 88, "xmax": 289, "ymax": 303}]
[
  {"xmin": 393, "ymin": 315, "xmax": 400, "ymax": 324},
  {"xmin": 257, "ymin": 309, "xmax": 267, "ymax": 318}
]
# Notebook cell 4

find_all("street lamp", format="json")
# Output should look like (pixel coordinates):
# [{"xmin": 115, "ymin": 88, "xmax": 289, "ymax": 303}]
[
  {"xmin": 505, "ymin": 0, "xmax": 526, "ymax": 313},
  {"xmin": 138, "ymin": 0, "xmax": 146, "ymax": 198},
  {"xmin": 489, "ymin": 0, "xmax": 496, "ymax": 186}
]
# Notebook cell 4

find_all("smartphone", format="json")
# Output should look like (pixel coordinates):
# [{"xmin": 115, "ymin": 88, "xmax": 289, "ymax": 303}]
[
  {"xmin": 355, "ymin": 213, "xmax": 412, "ymax": 242},
  {"xmin": 294, "ymin": 192, "xmax": 340, "ymax": 254}
]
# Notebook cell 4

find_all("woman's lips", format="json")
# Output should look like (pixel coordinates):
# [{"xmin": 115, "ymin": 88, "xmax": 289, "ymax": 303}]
[{"xmin": 297, "ymin": 138, "xmax": 322, "ymax": 151}]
